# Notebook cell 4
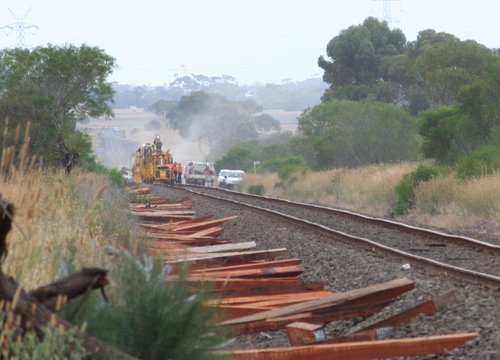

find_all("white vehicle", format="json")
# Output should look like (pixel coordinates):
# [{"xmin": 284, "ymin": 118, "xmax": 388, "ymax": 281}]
[
  {"xmin": 120, "ymin": 167, "xmax": 133, "ymax": 182},
  {"xmin": 218, "ymin": 169, "xmax": 245, "ymax": 189},
  {"xmin": 184, "ymin": 161, "xmax": 216, "ymax": 186}
]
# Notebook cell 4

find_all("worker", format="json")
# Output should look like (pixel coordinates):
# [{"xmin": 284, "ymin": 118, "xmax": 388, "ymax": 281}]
[
  {"xmin": 173, "ymin": 162, "xmax": 178, "ymax": 183},
  {"xmin": 153, "ymin": 134, "xmax": 162, "ymax": 152},
  {"xmin": 177, "ymin": 162, "xmax": 183, "ymax": 184}
]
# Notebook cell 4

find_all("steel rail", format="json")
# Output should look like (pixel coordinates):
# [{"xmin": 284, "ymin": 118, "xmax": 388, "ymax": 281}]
[
  {"xmin": 181, "ymin": 184, "xmax": 500, "ymax": 253},
  {"xmin": 180, "ymin": 186, "xmax": 500, "ymax": 289}
]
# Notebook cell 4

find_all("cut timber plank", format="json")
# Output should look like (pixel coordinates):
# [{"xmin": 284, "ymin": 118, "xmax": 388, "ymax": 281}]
[
  {"xmin": 225, "ymin": 300, "xmax": 391, "ymax": 334},
  {"xmin": 170, "ymin": 216, "xmax": 238, "ymax": 232},
  {"xmin": 143, "ymin": 239, "xmax": 230, "ymax": 249},
  {"xmin": 208, "ymin": 292, "xmax": 337, "ymax": 320},
  {"xmin": 207, "ymin": 291, "xmax": 335, "ymax": 306},
  {"xmin": 190, "ymin": 265, "xmax": 303, "ymax": 279},
  {"xmin": 213, "ymin": 281, "xmax": 325, "ymax": 298},
  {"xmin": 138, "ymin": 213, "xmax": 195, "ymax": 222},
  {"xmin": 286, "ymin": 322, "xmax": 326, "ymax": 346},
  {"xmin": 187, "ymin": 242, "xmax": 257, "ymax": 254},
  {"xmin": 143, "ymin": 233, "xmax": 222, "ymax": 242},
  {"xmin": 167, "ymin": 248, "xmax": 288, "ymax": 267},
  {"xmin": 187, "ymin": 277, "xmax": 303, "ymax": 292},
  {"xmin": 191, "ymin": 259, "xmax": 302, "ymax": 273},
  {"xmin": 215, "ymin": 333, "xmax": 479, "ymax": 360},
  {"xmin": 184, "ymin": 227, "xmax": 224, "ymax": 238},
  {"xmin": 353, "ymin": 290, "xmax": 456, "ymax": 333},
  {"xmin": 220, "ymin": 278, "xmax": 414, "ymax": 327},
  {"xmin": 140, "ymin": 215, "xmax": 213, "ymax": 231},
  {"xmin": 286, "ymin": 291, "xmax": 457, "ymax": 346}
]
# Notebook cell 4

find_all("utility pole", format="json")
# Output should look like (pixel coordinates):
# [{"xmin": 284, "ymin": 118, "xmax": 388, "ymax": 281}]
[
  {"xmin": 372, "ymin": 0, "xmax": 402, "ymax": 27},
  {"xmin": 0, "ymin": 7, "xmax": 39, "ymax": 48}
]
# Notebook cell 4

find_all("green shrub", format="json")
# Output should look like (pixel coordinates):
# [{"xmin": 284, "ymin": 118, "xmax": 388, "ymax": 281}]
[
  {"xmin": 104, "ymin": 168, "xmax": 127, "ymax": 187},
  {"xmin": 276, "ymin": 156, "xmax": 308, "ymax": 188},
  {"xmin": 0, "ymin": 318, "xmax": 86, "ymax": 359},
  {"xmin": 457, "ymin": 145, "xmax": 500, "ymax": 179},
  {"xmin": 59, "ymin": 251, "xmax": 224, "ymax": 360},
  {"xmin": 393, "ymin": 165, "xmax": 438, "ymax": 215},
  {"xmin": 248, "ymin": 184, "xmax": 265, "ymax": 195}
]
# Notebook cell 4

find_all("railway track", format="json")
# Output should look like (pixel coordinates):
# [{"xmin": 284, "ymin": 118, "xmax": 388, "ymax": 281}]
[{"xmin": 172, "ymin": 185, "xmax": 500, "ymax": 289}]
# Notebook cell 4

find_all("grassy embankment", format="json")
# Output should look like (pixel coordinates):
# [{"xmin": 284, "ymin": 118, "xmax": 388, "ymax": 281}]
[
  {"xmin": 1, "ymin": 151, "xmax": 132, "ymax": 289},
  {"xmin": 1, "ymin": 132, "xmax": 223, "ymax": 359},
  {"xmin": 242, "ymin": 162, "xmax": 500, "ymax": 232}
]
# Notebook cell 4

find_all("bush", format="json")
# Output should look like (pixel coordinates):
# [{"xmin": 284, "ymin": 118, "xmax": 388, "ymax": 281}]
[
  {"xmin": 457, "ymin": 145, "xmax": 500, "ymax": 179},
  {"xmin": 0, "ymin": 315, "xmax": 86, "ymax": 359},
  {"xmin": 393, "ymin": 165, "xmax": 438, "ymax": 215},
  {"xmin": 276, "ymin": 156, "xmax": 308, "ymax": 187},
  {"xmin": 59, "ymin": 251, "xmax": 224, "ymax": 360},
  {"xmin": 248, "ymin": 184, "xmax": 265, "ymax": 195}
]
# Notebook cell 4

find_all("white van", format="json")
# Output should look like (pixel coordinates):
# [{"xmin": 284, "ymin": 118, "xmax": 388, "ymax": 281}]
[{"xmin": 218, "ymin": 169, "xmax": 245, "ymax": 189}]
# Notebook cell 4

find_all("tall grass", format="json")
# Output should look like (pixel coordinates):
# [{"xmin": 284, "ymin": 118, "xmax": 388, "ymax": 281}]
[
  {"xmin": 243, "ymin": 162, "xmax": 500, "ymax": 231},
  {"xmin": 1, "ymin": 126, "xmax": 133, "ymax": 289},
  {"xmin": 246, "ymin": 163, "xmax": 418, "ymax": 214},
  {"xmin": 1, "ymin": 125, "xmax": 225, "ymax": 359}
]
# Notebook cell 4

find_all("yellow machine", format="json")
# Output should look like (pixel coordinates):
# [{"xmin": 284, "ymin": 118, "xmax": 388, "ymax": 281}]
[{"xmin": 133, "ymin": 137, "xmax": 175, "ymax": 185}]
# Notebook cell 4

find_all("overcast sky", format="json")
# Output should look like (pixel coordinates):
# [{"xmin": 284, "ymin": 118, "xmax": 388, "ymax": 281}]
[{"xmin": 1, "ymin": 1, "xmax": 498, "ymax": 86}]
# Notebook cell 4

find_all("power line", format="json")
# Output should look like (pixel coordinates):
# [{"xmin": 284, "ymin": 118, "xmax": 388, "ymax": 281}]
[{"xmin": 0, "ymin": 7, "xmax": 39, "ymax": 48}]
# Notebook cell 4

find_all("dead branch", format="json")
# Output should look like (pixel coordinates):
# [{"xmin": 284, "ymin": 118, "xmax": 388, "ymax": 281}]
[{"xmin": 29, "ymin": 267, "xmax": 109, "ymax": 311}]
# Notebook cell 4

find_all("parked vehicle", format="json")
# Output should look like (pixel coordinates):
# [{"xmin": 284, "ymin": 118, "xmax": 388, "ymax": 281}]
[
  {"xmin": 184, "ymin": 161, "xmax": 216, "ymax": 186},
  {"xmin": 217, "ymin": 169, "xmax": 245, "ymax": 189},
  {"xmin": 120, "ymin": 167, "xmax": 133, "ymax": 182}
]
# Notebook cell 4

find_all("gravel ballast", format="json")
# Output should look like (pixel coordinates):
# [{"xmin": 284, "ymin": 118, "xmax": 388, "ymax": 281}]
[{"xmin": 158, "ymin": 186, "xmax": 500, "ymax": 359}]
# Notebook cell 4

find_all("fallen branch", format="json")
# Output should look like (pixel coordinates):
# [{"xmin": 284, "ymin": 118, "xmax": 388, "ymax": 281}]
[{"xmin": 29, "ymin": 267, "xmax": 109, "ymax": 311}]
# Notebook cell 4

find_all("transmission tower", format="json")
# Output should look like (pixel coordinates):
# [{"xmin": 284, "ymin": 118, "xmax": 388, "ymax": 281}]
[
  {"xmin": 372, "ymin": 0, "xmax": 402, "ymax": 27},
  {"xmin": 0, "ymin": 7, "xmax": 39, "ymax": 48}
]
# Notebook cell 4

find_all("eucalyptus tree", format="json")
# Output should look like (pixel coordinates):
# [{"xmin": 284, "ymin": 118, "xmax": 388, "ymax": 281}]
[{"xmin": 0, "ymin": 44, "xmax": 115, "ymax": 172}]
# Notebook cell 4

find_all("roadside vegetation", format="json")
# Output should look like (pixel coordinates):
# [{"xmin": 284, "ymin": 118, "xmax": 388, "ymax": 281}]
[
  {"xmin": 1, "ymin": 133, "xmax": 225, "ymax": 359},
  {"xmin": 0, "ymin": 44, "xmax": 224, "ymax": 358},
  {"xmin": 217, "ymin": 18, "xmax": 499, "ymax": 233},
  {"xmin": 241, "ymin": 164, "xmax": 500, "ymax": 230}
]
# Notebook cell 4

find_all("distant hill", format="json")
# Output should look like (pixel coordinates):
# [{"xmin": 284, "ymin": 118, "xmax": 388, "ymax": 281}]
[{"xmin": 111, "ymin": 75, "xmax": 327, "ymax": 111}]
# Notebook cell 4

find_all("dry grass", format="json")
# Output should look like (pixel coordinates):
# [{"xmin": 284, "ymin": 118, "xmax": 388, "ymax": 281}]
[
  {"xmin": 243, "ymin": 162, "xmax": 500, "ymax": 233},
  {"xmin": 411, "ymin": 173, "xmax": 500, "ymax": 230},
  {"xmin": 245, "ymin": 163, "xmax": 418, "ymax": 215},
  {"xmin": 1, "ymin": 129, "xmax": 131, "ymax": 289}
]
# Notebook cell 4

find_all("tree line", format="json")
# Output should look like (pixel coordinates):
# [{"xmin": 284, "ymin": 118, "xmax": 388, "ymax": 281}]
[
  {"xmin": 217, "ymin": 17, "xmax": 499, "ymax": 178},
  {"xmin": 115, "ymin": 76, "xmax": 326, "ymax": 111},
  {"xmin": 0, "ymin": 17, "xmax": 497, "ymax": 177}
]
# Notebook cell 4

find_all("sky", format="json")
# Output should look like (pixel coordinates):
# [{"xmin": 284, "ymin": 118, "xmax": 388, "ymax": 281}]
[{"xmin": 1, "ymin": 0, "xmax": 499, "ymax": 86}]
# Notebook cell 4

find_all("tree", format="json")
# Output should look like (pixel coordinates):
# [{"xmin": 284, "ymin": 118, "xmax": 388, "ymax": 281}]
[
  {"xmin": 318, "ymin": 17, "xmax": 407, "ymax": 104},
  {"xmin": 417, "ymin": 106, "xmax": 460, "ymax": 163},
  {"xmin": 166, "ymin": 91, "xmax": 261, "ymax": 157},
  {"xmin": 418, "ymin": 58, "xmax": 500, "ymax": 164},
  {"xmin": 414, "ymin": 39, "xmax": 495, "ymax": 106},
  {"xmin": 253, "ymin": 113, "xmax": 281, "ymax": 131},
  {"xmin": 0, "ymin": 44, "xmax": 115, "ymax": 171},
  {"xmin": 298, "ymin": 100, "xmax": 419, "ymax": 168}
]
